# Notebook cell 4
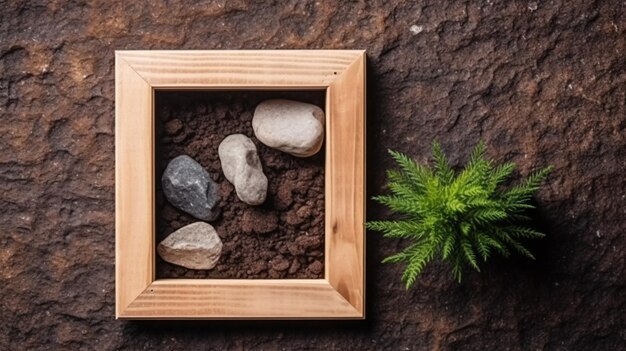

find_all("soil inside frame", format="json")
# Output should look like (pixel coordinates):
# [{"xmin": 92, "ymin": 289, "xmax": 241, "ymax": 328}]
[{"xmin": 154, "ymin": 90, "xmax": 326, "ymax": 279}]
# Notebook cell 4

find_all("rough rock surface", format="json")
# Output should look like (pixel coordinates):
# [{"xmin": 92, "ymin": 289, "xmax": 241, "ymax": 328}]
[
  {"xmin": 218, "ymin": 134, "xmax": 268, "ymax": 205},
  {"xmin": 253, "ymin": 99, "xmax": 325, "ymax": 157},
  {"xmin": 0, "ymin": 1, "xmax": 624, "ymax": 350},
  {"xmin": 162, "ymin": 155, "xmax": 221, "ymax": 221},
  {"xmin": 157, "ymin": 222, "xmax": 223, "ymax": 270}
]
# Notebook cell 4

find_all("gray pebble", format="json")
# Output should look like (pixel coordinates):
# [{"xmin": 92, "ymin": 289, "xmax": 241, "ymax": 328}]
[{"xmin": 162, "ymin": 155, "xmax": 220, "ymax": 221}]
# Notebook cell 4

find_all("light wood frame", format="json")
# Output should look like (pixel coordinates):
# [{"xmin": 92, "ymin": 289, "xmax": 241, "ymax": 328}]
[{"xmin": 115, "ymin": 50, "xmax": 366, "ymax": 319}]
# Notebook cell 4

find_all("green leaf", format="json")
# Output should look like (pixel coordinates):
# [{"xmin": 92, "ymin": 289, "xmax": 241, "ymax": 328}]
[
  {"xmin": 482, "ymin": 234, "xmax": 509, "ymax": 257},
  {"xmin": 388, "ymin": 150, "xmax": 431, "ymax": 191},
  {"xmin": 474, "ymin": 232, "xmax": 491, "ymax": 261},
  {"xmin": 366, "ymin": 220, "xmax": 427, "ymax": 239},
  {"xmin": 382, "ymin": 251, "xmax": 408, "ymax": 264},
  {"xmin": 489, "ymin": 162, "xmax": 516, "ymax": 189},
  {"xmin": 504, "ymin": 165, "xmax": 553, "ymax": 203},
  {"xmin": 367, "ymin": 140, "xmax": 551, "ymax": 286},
  {"xmin": 493, "ymin": 228, "xmax": 536, "ymax": 259},
  {"xmin": 451, "ymin": 252, "xmax": 463, "ymax": 282},
  {"xmin": 432, "ymin": 141, "xmax": 455, "ymax": 185},
  {"xmin": 441, "ymin": 233, "xmax": 457, "ymax": 260},
  {"xmin": 461, "ymin": 238, "xmax": 480, "ymax": 271},
  {"xmin": 372, "ymin": 195, "xmax": 421, "ymax": 215},
  {"xmin": 468, "ymin": 140, "xmax": 487, "ymax": 168},
  {"xmin": 508, "ymin": 238, "xmax": 536, "ymax": 259},
  {"xmin": 470, "ymin": 208, "xmax": 508, "ymax": 225},
  {"xmin": 395, "ymin": 242, "xmax": 436, "ymax": 289},
  {"xmin": 506, "ymin": 226, "xmax": 546, "ymax": 239}
]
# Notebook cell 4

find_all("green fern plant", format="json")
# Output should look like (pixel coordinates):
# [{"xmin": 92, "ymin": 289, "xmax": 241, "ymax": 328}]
[{"xmin": 367, "ymin": 141, "xmax": 553, "ymax": 288}]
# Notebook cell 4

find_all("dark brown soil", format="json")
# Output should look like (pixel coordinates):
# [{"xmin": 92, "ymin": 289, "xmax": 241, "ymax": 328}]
[{"xmin": 155, "ymin": 91, "xmax": 326, "ymax": 279}]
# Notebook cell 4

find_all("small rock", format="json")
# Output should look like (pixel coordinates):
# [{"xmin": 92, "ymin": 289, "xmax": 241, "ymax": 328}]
[
  {"xmin": 248, "ymin": 260, "xmax": 267, "ymax": 275},
  {"xmin": 252, "ymin": 99, "xmax": 325, "ymax": 157},
  {"xmin": 277, "ymin": 243, "xmax": 290, "ymax": 255},
  {"xmin": 157, "ymin": 222, "xmax": 223, "ymax": 270},
  {"xmin": 220, "ymin": 181, "xmax": 234, "ymax": 198},
  {"xmin": 241, "ymin": 209, "xmax": 278, "ymax": 234},
  {"xmin": 296, "ymin": 205, "xmax": 312, "ymax": 218},
  {"xmin": 285, "ymin": 170, "xmax": 298, "ymax": 180},
  {"xmin": 270, "ymin": 255, "xmax": 290, "ymax": 272},
  {"xmin": 287, "ymin": 242, "xmax": 305, "ymax": 256},
  {"xmin": 218, "ymin": 134, "xmax": 268, "ymax": 205},
  {"xmin": 284, "ymin": 210, "xmax": 305, "ymax": 226},
  {"xmin": 309, "ymin": 250, "xmax": 323, "ymax": 257},
  {"xmin": 162, "ymin": 155, "xmax": 220, "ymax": 221},
  {"xmin": 299, "ymin": 168, "xmax": 318, "ymax": 181},
  {"xmin": 409, "ymin": 24, "xmax": 424, "ymax": 35},
  {"xmin": 275, "ymin": 184, "xmax": 294, "ymax": 210},
  {"xmin": 296, "ymin": 234, "xmax": 322, "ymax": 250},
  {"xmin": 172, "ymin": 132, "xmax": 189, "ymax": 144},
  {"xmin": 308, "ymin": 260, "xmax": 323, "ymax": 274},
  {"xmin": 164, "ymin": 119, "xmax": 183, "ymax": 135},
  {"xmin": 268, "ymin": 269, "xmax": 282, "ymax": 278},
  {"xmin": 288, "ymin": 259, "xmax": 301, "ymax": 274}
]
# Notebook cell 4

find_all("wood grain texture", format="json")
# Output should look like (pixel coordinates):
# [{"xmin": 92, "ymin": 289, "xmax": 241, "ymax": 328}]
[
  {"xmin": 117, "ymin": 50, "xmax": 363, "ymax": 88},
  {"xmin": 120, "ymin": 280, "xmax": 361, "ymax": 319},
  {"xmin": 326, "ymin": 53, "xmax": 366, "ymax": 314},
  {"xmin": 115, "ymin": 55, "xmax": 155, "ymax": 317},
  {"xmin": 115, "ymin": 50, "xmax": 365, "ymax": 319}
]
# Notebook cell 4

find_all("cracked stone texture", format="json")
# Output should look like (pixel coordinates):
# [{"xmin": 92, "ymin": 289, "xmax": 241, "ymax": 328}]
[{"xmin": 0, "ymin": 1, "xmax": 624, "ymax": 350}]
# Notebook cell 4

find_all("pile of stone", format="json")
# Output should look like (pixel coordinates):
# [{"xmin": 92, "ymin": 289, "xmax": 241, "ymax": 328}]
[{"xmin": 157, "ymin": 99, "xmax": 325, "ymax": 270}]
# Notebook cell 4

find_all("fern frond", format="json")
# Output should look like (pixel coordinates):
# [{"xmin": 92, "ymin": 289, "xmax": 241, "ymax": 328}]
[
  {"xmin": 366, "ymin": 220, "xmax": 427, "ymax": 239},
  {"xmin": 508, "ymin": 214, "xmax": 533, "ymax": 222},
  {"xmin": 504, "ymin": 166, "xmax": 553, "ymax": 203},
  {"xmin": 387, "ymin": 169, "xmax": 424, "ymax": 195},
  {"xmin": 468, "ymin": 140, "xmax": 487, "ymax": 167},
  {"xmin": 432, "ymin": 141, "xmax": 455, "ymax": 185},
  {"xmin": 461, "ymin": 185, "xmax": 488, "ymax": 198},
  {"xmin": 461, "ymin": 238, "xmax": 480, "ymax": 271},
  {"xmin": 382, "ymin": 251, "xmax": 409, "ymax": 264},
  {"xmin": 474, "ymin": 232, "xmax": 492, "ymax": 261},
  {"xmin": 441, "ymin": 233, "xmax": 457, "ymax": 260},
  {"xmin": 503, "ymin": 203, "xmax": 537, "ymax": 212},
  {"xmin": 466, "ymin": 141, "xmax": 491, "ymax": 185},
  {"xmin": 489, "ymin": 162, "xmax": 516, "ymax": 189},
  {"xmin": 372, "ymin": 195, "xmax": 421, "ymax": 215},
  {"xmin": 452, "ymin": 252, "xmax": 463, "ymax": 282},
  {"xmin": 481, "ymin": 234, "xmax": 509, "ymax": 257},
  {"xmin": 508, "ymin": 238, "xmax": 536, "ymax": 259},
  {"xmin": 369, "ymin": 140, "xmax": 551, "ymax": 285},
  {"xmin": 465, "ymin": 197, "xmax": 499, "ymax": 209},
  {"xmin": 398, "ymin": 242, "xmax": 436, "ymax": 288},
  {"xmin": 505, "ymin": 226, "xmax": 546, "ymax": 239},
  {"xmin": 493, "ymin": 228, "xmax": 535, "ymax": 259},
  {"xmin": 388, "ymin": 150, "xmax": 431, "ymax": 191},
  {"xmin": 470, "ymin": 208, "xmax": 508, "ymax": 225},
  {"xmin": 388, "ymin": 180, "xmax": 419, "ymax": 200}
]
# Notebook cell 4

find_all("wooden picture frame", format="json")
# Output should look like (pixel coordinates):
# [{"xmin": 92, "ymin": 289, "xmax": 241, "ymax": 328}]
[{"xmin": 115, "ymin": 50, "xmax": 366, "ymax": 319}]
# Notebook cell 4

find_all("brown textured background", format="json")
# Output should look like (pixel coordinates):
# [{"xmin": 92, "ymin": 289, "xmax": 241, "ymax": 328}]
[{"xmin": 1, "ymin": 1, "xmax": 624, "ymax": 350}]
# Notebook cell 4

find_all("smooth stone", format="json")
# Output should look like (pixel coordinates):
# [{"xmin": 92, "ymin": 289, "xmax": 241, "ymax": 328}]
[
  {"xmin": 162, "ymin": 155, "xmax": 220, "ymax": 221},
  {"xmin": 252, "ymin": 99, "xmax": 325, "ymax": 157},
  {"xmin": 157, "ymin": 222, "xmax": 223, "ymax": 270},
  {"xmin": 218, "ymin": 134, "xmax": 268, "ymax": 205}
]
